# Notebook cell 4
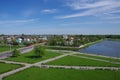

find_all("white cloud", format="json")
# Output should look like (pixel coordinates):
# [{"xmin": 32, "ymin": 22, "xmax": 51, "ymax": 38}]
[
  {"xmin": 67, "ymin": 0, "xmax": 120, "ymax": 10},
  {"xmin": 41, "ymin": 9, "xmax": 57, "ymax": 13},
  {"xmin": 57, "ymin": 6, "xmax": 113, "ymax": 19},
  {"xmin": 57, "ymin": 0, "xmax": 120, "ymax": 19},
  {"xmin": 0, "ymin": 19, "xmax": 37, "ymax": 24}
]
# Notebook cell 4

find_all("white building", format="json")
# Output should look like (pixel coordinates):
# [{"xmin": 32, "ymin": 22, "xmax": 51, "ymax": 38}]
[
  {"xmin": 63, "ymin": 35, "xmax": 68, "ymax": 40},
  {"xmin": 16, "ymin": 38, "xmax": 22, "ymax": 43}
]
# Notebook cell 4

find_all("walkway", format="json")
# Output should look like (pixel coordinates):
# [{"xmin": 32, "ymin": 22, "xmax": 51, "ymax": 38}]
[
  {"xmin": 71, "ymin": 55, "xmax": 120, "ymax": 64},
  {"xmin": 0, "ymin": 52, "xmax": 75, "ymax": 80},
  {"xmin": 0, "ymin": 50, "xmax": 120, "ymax": 80},
  {"xmin": 36, "ymin": 65, "xmax": 120, "ymax": 70},
  {"xmin": 0, "ymin": 60, "xmax": 31, "ymax": 65},
  {"xmin": 0, "ymin": 65, "xmax": 32, "ymax": 80},
  {"xmin": 34, "ymin": 52, "xmax": 77, "ymax": 65}
]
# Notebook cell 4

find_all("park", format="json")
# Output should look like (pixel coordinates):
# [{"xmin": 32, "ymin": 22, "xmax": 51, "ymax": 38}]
[{"xmin": 0, "ymin": 44, "xmax": 120, "ymax": 80}]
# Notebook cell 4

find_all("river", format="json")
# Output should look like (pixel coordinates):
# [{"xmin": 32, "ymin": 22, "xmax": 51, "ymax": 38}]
[{"xmin": 79, "ymin": 40, "xmax": 120, "ymax": 58}]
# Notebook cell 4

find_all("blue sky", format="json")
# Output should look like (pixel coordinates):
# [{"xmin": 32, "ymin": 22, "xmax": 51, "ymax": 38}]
[{"xmin": 0, "ymin": 0, "xmax": 120, "ymax": 35}]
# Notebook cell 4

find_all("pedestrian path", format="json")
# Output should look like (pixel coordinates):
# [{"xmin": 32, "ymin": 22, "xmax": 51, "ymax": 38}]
[
  {"xmin": 0, "ymin": 60, "xmax": 31, "ymax": 65},
  {"xmin": 0, "ymin": 65, "xmax": 32, "ymax": 80},
  {"xmin": 71, "ymin": 55, "xmax": 120, "ymax": 64},
  {"xmin": 0, "ymin": 52, "xmax": 72, "ymax": 80},
  {"xmin": 36, "ymin": 64, "xmax": 120, "ymax": 71},
  {"xmin": 0, "ymin": 50, "xmax": 120, "ymax": 80}
]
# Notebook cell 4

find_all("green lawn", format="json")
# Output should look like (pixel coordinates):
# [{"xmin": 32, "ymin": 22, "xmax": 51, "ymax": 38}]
[
  {"xmin": 3, "ymin": 67, "xmax": 120, "ymax": 80},
  {"xmin": 5, "ymin": 50, "xmax": 61, "ymax": 63},
  {"xmin": 0, "ymin": 46, "xmax": 23, "ymax": 53},
  {"xmin": 46, "ymin": 56, "xmax": 120, "ymax": 67},
  {"xmin": 75, "ymin": 54, "xmax": 120, "ymax": 63},
  {"xmin": 0, "ymin": 62, "xmax": 22, "ymax": 74}
]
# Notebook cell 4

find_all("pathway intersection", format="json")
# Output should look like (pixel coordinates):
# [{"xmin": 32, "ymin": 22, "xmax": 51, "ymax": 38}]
[{"xmin": 0, "ymin": 49, "xmax": 120, "ymax": 80}]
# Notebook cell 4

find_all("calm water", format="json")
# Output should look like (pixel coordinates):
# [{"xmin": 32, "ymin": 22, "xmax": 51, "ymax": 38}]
[{"xmin": 79, "ymin": 40, "xmax": 120, "ymax": 58}]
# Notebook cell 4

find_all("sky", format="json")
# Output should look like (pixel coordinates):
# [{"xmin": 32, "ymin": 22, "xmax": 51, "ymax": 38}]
[{"xmin": 0, "ymin": 0, "xmax": 120, "ymax": 35}]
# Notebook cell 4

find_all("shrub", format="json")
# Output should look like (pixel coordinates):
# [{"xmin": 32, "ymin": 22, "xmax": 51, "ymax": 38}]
[
  {"xmin": 34, "ymin": 46, "xmax": 45, "ymax": 57},
  {"xmin": 12, "ymin": 49, "xmax": 20, "ymax": 57}
]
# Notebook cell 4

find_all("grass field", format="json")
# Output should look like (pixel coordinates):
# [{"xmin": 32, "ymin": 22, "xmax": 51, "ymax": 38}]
[
  {"xmin": 0, "ymin": 46, "xmax": 22, "ymax": 53},
  {"xmin": 5, "ymin": 50, "xmax": 61, "ymax": 63},
  {"xmin": 0, "ymin": 62, "xmax": 22, "ymax": 74},
  {"xmin": 75, "ymin": 54, "xmax": 120, "ymax": 63},
  {"xmin": 3, "ymin": 67, "xmax": 120, "ymax": 80},
  {"xmin": 46, "ymin": 56, "xmax": 120, "ymax": 67}
]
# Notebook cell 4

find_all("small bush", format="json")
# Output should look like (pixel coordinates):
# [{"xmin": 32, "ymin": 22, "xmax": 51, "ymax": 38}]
[
  {"xmin": 34, "ymin": 46, "xmax": 45, "ymax": 57},
  {"xmin": 12, "ymin": 49, "xmax": 20, "ymax": 57}
]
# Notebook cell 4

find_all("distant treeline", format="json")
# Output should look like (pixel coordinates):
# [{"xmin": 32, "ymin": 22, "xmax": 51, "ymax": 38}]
[
  {"xmin": 46, "ymin": 35, "xmax": 120, "ymax": 47},
  {"xmin": 0, "ymin": 34, "xmax": 120, "ymax": 38}
]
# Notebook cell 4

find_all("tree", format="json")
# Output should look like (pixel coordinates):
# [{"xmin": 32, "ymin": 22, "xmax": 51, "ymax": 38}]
[
  {"xmin": 73, "ymin": 39, "xmax": 80, "ymax": 47},
  {"xmin": 34, "ymin": 46, "xmax": 45, "ymax": 57},
  {"xmin": 12, "ymin": 40, "xmax": 18, "ymax": 45},
  {"xmin": 3, "ymin": 37, "xmax": 7, "ymax": 44},
  {"xmin": 12, "ymin": 49, "xmax": 20, "ymax": 57},
  {"xmin": 47, "ymin": 38, "xmax": 57, "ymax": 46}
]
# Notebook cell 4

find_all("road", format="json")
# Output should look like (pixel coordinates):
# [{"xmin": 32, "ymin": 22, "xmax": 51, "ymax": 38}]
[{"xmin": 0, "ymin": 46, "xmax": 34, "ymax": 59}]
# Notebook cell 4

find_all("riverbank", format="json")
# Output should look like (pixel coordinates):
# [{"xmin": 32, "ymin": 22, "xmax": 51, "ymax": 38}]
[
  {"xmin": 45, "ymin": 39, "xmax": 103, "ymax": 51},
  {"xmin": 77, "ymin": 52, "xmax": 120, "ymax": 60},
  {"xmin": 109, "ymin": 39, "xmax": 120, "ymax": 42},
  {"xmin": 79, "ymin": 39, "xmax": 103, "ymax": 49}
]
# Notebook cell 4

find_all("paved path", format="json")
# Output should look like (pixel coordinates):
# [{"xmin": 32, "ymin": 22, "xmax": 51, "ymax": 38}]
[
  {"xmin": 0, "ymin": 60, "xmax": 32, "ymax": 80},
  {"xmin": 0, "ymin": 52, "xmax": 76, "ymax": 80},
  {"xmin": 0, "ymin": 50, "xmax": 120, "ymax": 80},
  {"xmin": 71, "ymin": 55, "xmax": 120, "ymax": 64},
  {"xmin": 0, "ymin": 60, "xmax": 31, "ymax": 66},
  {"xmin": 0, "ymin": 65, "xmax": 32, "ymax": 80},
  {"xmin": 36, "ymin": 65, "xmax": 120, "ymax": 71},
  {"xmin": 34, "ymin": 52, "xmax": 77, "ymax": 65}
]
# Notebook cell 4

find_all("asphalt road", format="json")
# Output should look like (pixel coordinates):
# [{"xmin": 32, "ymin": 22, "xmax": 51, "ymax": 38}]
[{"xmin": 0, "ymin": 46, "xmax": 34, "ymax": 59}]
